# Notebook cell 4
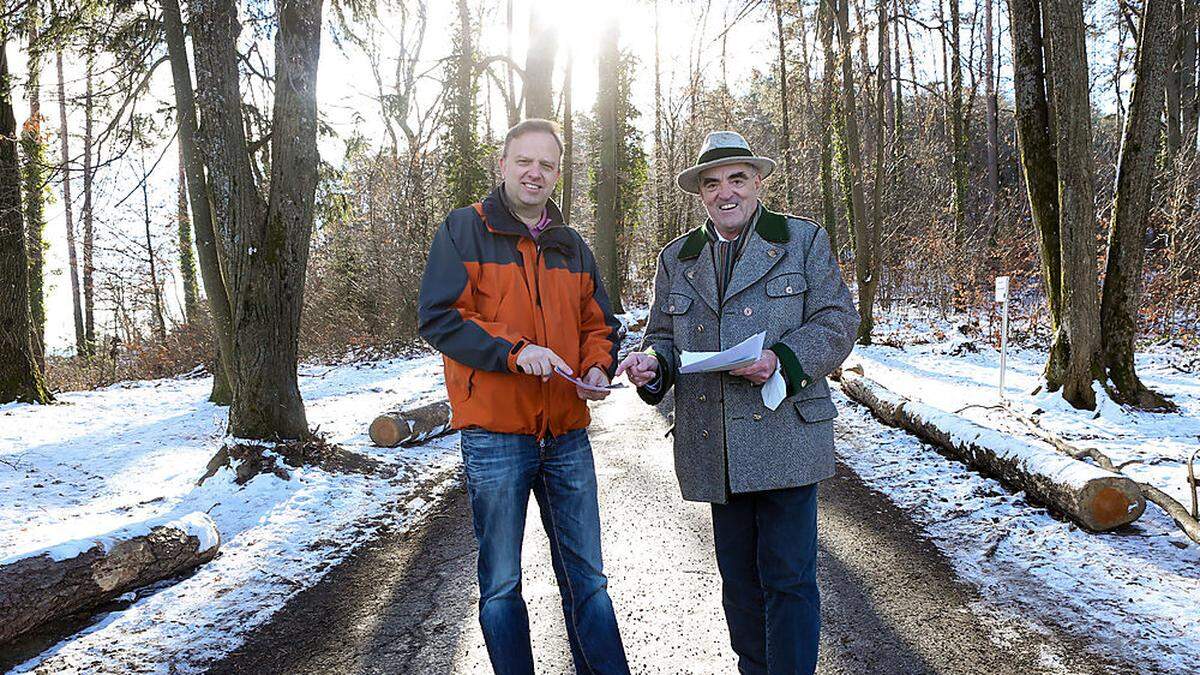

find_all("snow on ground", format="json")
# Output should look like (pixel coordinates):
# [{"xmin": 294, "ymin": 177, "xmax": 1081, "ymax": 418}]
[
  {"xmin": 0, "ymin": 353, "xmax": 462, "ymax": 674},
  {"xmin": 837, "ymin": 312, "xmax": 1200, "ymax": 674}
]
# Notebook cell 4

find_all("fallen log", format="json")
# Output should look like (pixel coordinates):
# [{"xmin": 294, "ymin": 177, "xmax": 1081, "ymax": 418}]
[
  {"xmin": 197, "ymin": 435, "xmax": 397, "ymax": 486},
  {"xmin": 839, "ymin": 370, "xmax": 1146, "ymax": 532},
  {"xmin": 1006, "ymin": 409, "xmax": 1200, "ymax": 547},
  {"xmin": 0, "ymin": 512, "xmax": 220, "ymax": 645},
  {"xmin": 369, "ymin": 400, "xmax": 454, "ymax": 448}
]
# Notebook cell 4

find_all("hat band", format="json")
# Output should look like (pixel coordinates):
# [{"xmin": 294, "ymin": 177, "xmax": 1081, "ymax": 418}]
[{"xmin": 696, "ymin": 146, "xmax": 753, "ymax": 166}]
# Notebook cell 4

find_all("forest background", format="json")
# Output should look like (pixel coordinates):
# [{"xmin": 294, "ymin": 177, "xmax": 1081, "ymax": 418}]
[{"xmin": 2, "ymin": 0, "xmax": 1197, "ymax": 433}]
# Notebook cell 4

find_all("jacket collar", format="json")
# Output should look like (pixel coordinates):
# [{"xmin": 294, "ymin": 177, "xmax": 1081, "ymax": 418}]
[
  {"xmin": 677, "ymin": 203, "xmax": 789, "ymax": 260},
  {"xmin": 481, "ymin": 184, "xmax": 574, "ymax": 254}
]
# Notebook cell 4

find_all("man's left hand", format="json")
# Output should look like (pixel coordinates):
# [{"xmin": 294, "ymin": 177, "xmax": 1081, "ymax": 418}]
[
  {"xmin": 577, "ymin": 367, "xmax": 612, "ymax": 401},
  {"xmin": 729, "ymin": 350, "xmax": 778, "ymax": 385}
]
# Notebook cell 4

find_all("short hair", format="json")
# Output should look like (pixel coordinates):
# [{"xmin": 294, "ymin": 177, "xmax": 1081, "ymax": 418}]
[{"xmin": 502, "ymin": 118, "xmax": 565, "ymax": 159}]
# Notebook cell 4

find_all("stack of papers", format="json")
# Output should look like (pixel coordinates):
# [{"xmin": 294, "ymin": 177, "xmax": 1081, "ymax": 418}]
[{"xmin": 679, "ymin": 332, "xmax": 765, "ymax": 374}]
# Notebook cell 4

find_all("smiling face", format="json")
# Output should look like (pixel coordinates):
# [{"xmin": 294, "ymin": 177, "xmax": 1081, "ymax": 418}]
[
  {"xmin": 699, "ymin": 162, "xmax": 762, "ymax": 237},
  {"xmin": 499, "ymin": 130, "xmax": 562, "ymax": 217}
]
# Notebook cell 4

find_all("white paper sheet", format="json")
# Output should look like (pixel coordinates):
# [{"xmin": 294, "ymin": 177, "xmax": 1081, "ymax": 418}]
[{"xmin": 679, "ymin": 332, "xmax": 765, "ymax": 374}]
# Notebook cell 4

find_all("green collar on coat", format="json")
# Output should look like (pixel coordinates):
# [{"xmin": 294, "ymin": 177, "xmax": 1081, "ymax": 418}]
[{"xmin": 677, "ymin": 207, "xmax": 790, "ymax": 260}]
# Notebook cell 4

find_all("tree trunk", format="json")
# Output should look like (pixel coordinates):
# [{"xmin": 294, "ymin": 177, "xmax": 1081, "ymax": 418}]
[
  {"xmin": 839, "ymin": 370, "xmax": 1146, "ymax": 532},
  {"xmin": 56, "ymin": 50, "xmax": 85, "ymax": 356},
  {"xmin": 1101, "ymin": 0, "xmax": 1176, "ymax": 411},
  {"xmin": 774, "ymin": 0, "xmax": 795, "ymax": 204},
  {"xmin": 162, "ymin": 0, "xmax": 237, "ymax": 403},
  {"xmin": 984, "ymin": 0, "xmax": 1000, "ymax": 237},
  {"xmin": 1009, "ymin": 0, "xmax": 1064, "ymax": 342},
  {"xmin": 141, "ymin": 159, "xmax": 168, "ymax": 342},
  {"xmin": 949, "ymin": 0, "xmax": 967, "ymax": 239},
  {"xmin": 83, "ymin": 54, "xmax": 95, "ymax": 355},
  {"xmin": 191, "ymin": 0, "xmax": 324, "ymax": 440},
  {"xmin": 523, "ymin": 12, "xmax": 556, "ymax": 119},
  {"xmin": 369, "ymin": 400, "xmax": 453, "ymax": 447},
  {"xmin": 562, "ymin": 49, "xmax": 574, "ymax": 223},
  {"xmin": 1043, "ymin": 0, "xmax": 1103, "ymax": 409},
  {"xmin": 21, "ymin": 5, "xmax": 46, "ymax": 372},
  {"xmin": 1166, "ymin": 1, "xmax": 1184, "ymax": 161},
  {"xmin": 818, "ymin": 0, "xmax": 838, "ymax": 255},
  {"xmin": 595, "ymin": 20, "xmax": 623, "ymax": 314},
  {"xmin": 1180, "ymin": 0, "xmax": 1199, "ymax": 215},
  {"xmin": 0, "ymin": 34, "xmax": 51, "ymax": 405},
  {"xmin": 0, "ymin": 513, "xmax": 219, "ymax": 645},
  {"xmin": 177, "ymin": 144, "xmax": 198, "ymax": 324},
  {"xmin": 834, "ymin": 0, "xmax": 874, "ymax": 344}
]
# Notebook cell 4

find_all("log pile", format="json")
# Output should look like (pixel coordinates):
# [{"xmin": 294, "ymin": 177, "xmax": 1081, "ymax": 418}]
[
  {"xmin": 0, "ymin": 512, "xmax": 220, "ymax": 645},
  {"xmin": 369, "ymin": 400, "xmax": 454, "ymax": 448},
  {"xmin": 839, "ymin": 370, "xmax": 1146, "ymax": 532}
]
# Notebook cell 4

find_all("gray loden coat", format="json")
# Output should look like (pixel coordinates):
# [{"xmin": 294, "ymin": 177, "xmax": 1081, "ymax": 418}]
[{"xmin": 637, "ymin": 205, "xmax": 860, "ymax": 504}]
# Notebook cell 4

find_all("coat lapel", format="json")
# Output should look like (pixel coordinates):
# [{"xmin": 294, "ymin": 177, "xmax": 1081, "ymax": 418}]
[
  {"xmin": 723, "ymin": 227, "xmax": 787, "ymax": 304},
  {"xmin": 683, "ymin": 245, "xmax": 720, "ymax": 314}
]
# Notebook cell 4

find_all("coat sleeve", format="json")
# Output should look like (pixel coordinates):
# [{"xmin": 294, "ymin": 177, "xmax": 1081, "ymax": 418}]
[
  {"xmin": 636, "ymin": 249, "xmax": 678, "ymax": 405},
  {"xmin": 577, "ymin": 239, "xmax": 622, "ymax": 378},
  {"xmin": 417, "ymin": 218, "xmax": 529, "ymax": 373},
  {"xmin": 768, "ymin": 226, "xmax": 860, "ymax": 396}
]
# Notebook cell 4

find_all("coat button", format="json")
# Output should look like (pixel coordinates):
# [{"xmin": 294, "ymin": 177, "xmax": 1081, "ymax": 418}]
[
  {"xmin": 800, "ymin": 379, "xmax": 809, "ymax": 387},
  {"xmin": 767, "ymin": 249, "xmax": 778, "ymax": 257},
  {"xmin": 668, "ymin": 305, "xmax": 676, "ymax": 312},
  {"xmin": 743, "ymin": 307, "xmax": 753, "ymax": 316},
  {"xmin": 698, "ymin": 394, "xmax": 706, "ymax": 402},
  {"xmin": 785, "ymin": 286, "xmax": 794, "ymax": 294},
  {"xmin": 753, "ymin": 413, "xmax": 762, "ymax": 421},
  {"xmin": 701, "ymin": 429, "xmax": 709, "ymax": 439},
  {"xmin": 697, "ymin": 325, "xmax": 704, "ymax": 333},
  {"xmin": 687, "ymin": 270, "xmax": 695, "ymax": 279}
]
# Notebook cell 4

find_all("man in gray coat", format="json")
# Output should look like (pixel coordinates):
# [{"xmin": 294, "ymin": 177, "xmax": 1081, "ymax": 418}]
[{"xmin": 616, "ymin": 131, "xmax": 859, "ymax": 674}]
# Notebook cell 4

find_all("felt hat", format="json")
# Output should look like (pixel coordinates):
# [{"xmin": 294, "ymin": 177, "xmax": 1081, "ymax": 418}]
[{"xmin": 675, "ymin": 130, "xmax": 776, "ymax": 194}]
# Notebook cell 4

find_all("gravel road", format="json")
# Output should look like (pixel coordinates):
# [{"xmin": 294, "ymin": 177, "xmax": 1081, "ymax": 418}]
[{"xmin": 208, "ymin": 388, "xmax": 1135, "ymax": 674}]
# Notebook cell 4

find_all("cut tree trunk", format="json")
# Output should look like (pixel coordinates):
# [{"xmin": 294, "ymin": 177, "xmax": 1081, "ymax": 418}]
[
  {"xmin": 369, "ymin": 400, "xmax": 454, "ymax": 447},
  {"xmin": 839, "ymin": 369, "xmax": 1146, "ymax": 531},
  {"xmin": 0, "ymin": 513, "xmax": 220, "ymax": 645}
]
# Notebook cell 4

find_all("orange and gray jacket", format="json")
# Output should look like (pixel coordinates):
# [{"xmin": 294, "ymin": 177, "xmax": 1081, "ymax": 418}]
[{"xmin": 417, "ymin": 186, "xmax": 621, "ymax": 438}]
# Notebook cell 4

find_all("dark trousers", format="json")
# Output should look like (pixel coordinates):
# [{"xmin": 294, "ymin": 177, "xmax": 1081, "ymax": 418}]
[
  {"xmin": 460, "ymin": 427, "xmax": 630, "ymax": 675},
  {"xmin": 711, "ymin": 483, "xmax": 821, "ymax": 675}
]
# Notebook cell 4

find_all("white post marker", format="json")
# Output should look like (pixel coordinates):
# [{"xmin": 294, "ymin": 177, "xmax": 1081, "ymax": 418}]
[{"xmin": 995, "ymin": 276, "xmax": 1010, "ymax": 401}]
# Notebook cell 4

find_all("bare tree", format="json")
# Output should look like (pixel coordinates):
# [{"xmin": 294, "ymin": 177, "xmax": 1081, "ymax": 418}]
[
  {"xmin": 55, "ymin": 47, "xmax": 85, "ymax": 355},
  {"xmin": 523, "ymin": 12, "xmax": 556, "ymax": 119},
  {"xmin": 774, "ymin": 0, "xmax": 794, "ymax": 203},
  {"xmin": 1102, "ymin": 0, "xmax": 1176, "ymax": 410},
  {"xmin": 594, "ymin": 19, "xmax": 622, "ymax": 313}
]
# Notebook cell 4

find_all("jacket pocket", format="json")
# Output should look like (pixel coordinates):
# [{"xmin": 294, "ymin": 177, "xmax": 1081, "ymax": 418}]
[
  {"xmin": 662, "ymin": 293, "xmax": 693, "ymax": 315},
  {"xmin": 766, "ymin": 273, "xmax": 807, "ymax": 298},
  {"xmin": 794, "ymin": 397, "xmax": 838, "ymax": 422}
]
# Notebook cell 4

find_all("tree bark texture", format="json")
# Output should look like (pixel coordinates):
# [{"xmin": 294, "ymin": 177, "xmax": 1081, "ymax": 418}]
[
  {"xmin": 775, "ymin": 0, "xmax": 795, "ymax": 204},
  {"xmin": 595, "ymin": 20, "xmax": 622, "ymax": 314},
  {"xmin": 177, "ymin": 146, "xmax": 198, "ymax": 324},
  {"xmin": 21, "ymin": 4, "xmax": 46, "ymax": 372},
  {"xmin": 1043, "ymin": 0, "xmax": 1103, "ymax": 409},
  {"xmin": 161, "ymin": 0, "xmax": 237, "ymax": 399},
  {"xmin": 839, "ymin": 370, "xmax": 1146, "ymax": 532},
  {"xmin": 818, "ymin": 0, "xmax": 838, "ymax": 254},
  {"xmin": 83, "ymin": 54, "xmax": 94, "ymax": 354},
  {"xmin": 523, "ymin": 12, "xmax": 556, "ymax": 119},
  {"xmin": 191, "ymin": 0, "xmax": 324, "ymax": 440},
  {"xmin": 1102, "ymin": 0, "xmax": 1176, "ymax": 411},
  {"xmin": 949, "ymin": 0, "xmax": 967, "ymax": 239},
  {"xmin": 562, "ymin": 49, "xmax": 574, "ymax": 223},
  {"xmin": 55, "ymin": 50, "xmax": 85, "ymax": 356},
  {"xmin": 984, "ymin": 0, "xmax": 1000, "ymax": 234},
  {"xmin": 0, "ymin": 35, "xmax": 50, "ymax": 405},
  {"xmin": 834, "ymin": 0, "xmax": 875, "ymax": 344},
  {"xmin": 0, "ymin": 513, "xmax": 220, "ymax": 645}
]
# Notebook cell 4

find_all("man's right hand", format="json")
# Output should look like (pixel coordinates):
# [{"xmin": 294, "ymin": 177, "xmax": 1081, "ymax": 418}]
[
  {"xmin": 615, "ymin": 352, "xmax": 659, "ymax": 387},
  {"xmin": 515, "ymin": 344, "xmax": 571, "ymax": 382}
]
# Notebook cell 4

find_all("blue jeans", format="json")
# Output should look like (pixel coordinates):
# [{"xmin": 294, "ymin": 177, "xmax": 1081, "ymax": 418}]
[
  {"xmin": 460, "ymin": 427, "xmax": 629, "ymax": 675},
  {"xmin": 712, "ymin": 484, "xmax": 821, "ymax": 675}
]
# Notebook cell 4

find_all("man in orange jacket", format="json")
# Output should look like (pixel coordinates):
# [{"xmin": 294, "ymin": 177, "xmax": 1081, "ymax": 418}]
[{"xmin": 418, "ymin": 119, "xmax": 629, "ymax": 675}]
